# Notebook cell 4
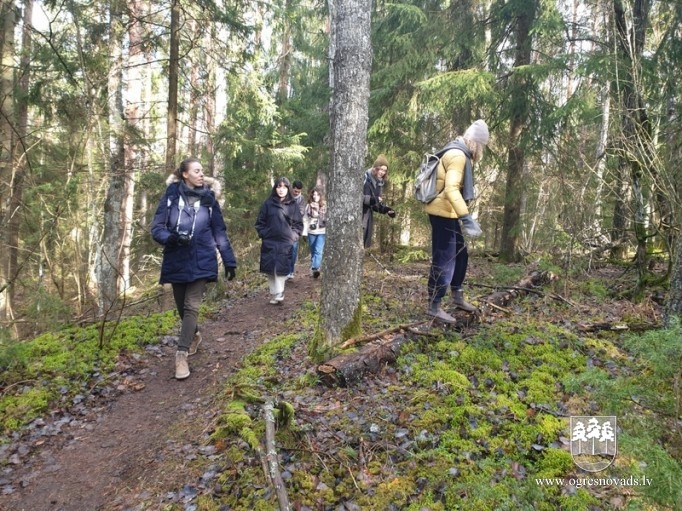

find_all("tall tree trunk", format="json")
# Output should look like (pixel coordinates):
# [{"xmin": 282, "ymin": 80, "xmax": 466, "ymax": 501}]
[
  {"xmin": 187, "ymin": 18, "xmax": 199, "ymax": 156},
  {"xmin": 120, "ymin": 0, "xmax": 144, "ymax": 293},
  {"xmin": 499, "ymin": 0, "xmax": 536, "ymax": 263},
  {"xmin": 138, "ymin": 0, "xmax": 153, "ymax": 228},
  {"xmin": 98, "ymin": 0, "xmax": 126, "ymax": 315},
  {"xmin": 613, "ymin": 0, "xmax": 653, "ymax": 297},
  {"xmin": 664, "ymin": 232, "xmax": 682, "ymax": 328},
  {"xmin": 204, "ymin": 24, "xmax": 216, "ymax": 176},
  {"xmin": 311, "ymin": 0, "xmax": 372, "ymax": 362},
  {"xmin": 611, "ymin": 157, "xmax": 629, "ymax": 259},
  {"xmin": 277, "ymin": 0, "xmax": 293, "ymax": 104},
  {"xmin": 3, "ymin": 0, "xmax": 33, "ymax": 337},
  {"xmin": 0, "ymin": 0, "xmax": 16, "ymax": 322},
  {"xmin": 166, "ymin": 0, "xmax": 180, "ymax": 171}
]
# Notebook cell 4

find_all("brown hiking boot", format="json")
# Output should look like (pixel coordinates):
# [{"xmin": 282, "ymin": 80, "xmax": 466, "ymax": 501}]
[
  {"xmin": 453, "ymin": 289, "xmax": 477, "ymax": 313},
  {"xmin": 188, "ymin": 331, "xmax": 202, "ymax": 356},
  {"xmin": 427, "ymin": 306, "xmax": 457, "ymax": 324},
  {"xmin": 175, "ymin": 350, "xmax": 190, "ymax": 380}
]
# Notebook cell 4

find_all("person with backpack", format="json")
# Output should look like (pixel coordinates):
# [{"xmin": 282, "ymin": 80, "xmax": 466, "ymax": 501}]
[
  {"xmin": 255, "ymin": 177, "xmax": 304, "ymax": 305},
  {"xmin": 425, "ymin": 119, "xmax": 489, "ymax": 324},
  {"xmin": 362, "ymin": 154, "xmax": 396, "ymax": 248},
  {"xmin": 151, "ymin": 157, "xmax": 237, "ymax": 380}
]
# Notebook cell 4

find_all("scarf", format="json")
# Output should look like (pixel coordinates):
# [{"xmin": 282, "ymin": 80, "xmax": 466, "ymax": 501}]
[
  {"xmin": 449, "ymin": 137, "xmax": 475, "ymax": 202},
  {"xmin": 179, "ymin": 182, "xmax": 213, "ymax": 207}
]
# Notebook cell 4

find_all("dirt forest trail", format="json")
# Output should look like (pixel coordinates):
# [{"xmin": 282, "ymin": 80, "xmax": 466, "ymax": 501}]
[{"xmin": 0, "ymin": 274, "xmax": 320, "ymax": 511}]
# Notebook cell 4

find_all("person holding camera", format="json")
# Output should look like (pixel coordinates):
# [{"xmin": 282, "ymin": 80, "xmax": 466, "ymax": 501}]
[
  {"xmin": 255, "ymin": 177, "xmax": 304, "ymax": 304},
  {"xmin": 303, "ymin": 186, "xmax": 327, "ymax": 278},
  {"xmin": 362, "ymin": 154, "xmax": 396, "ymax": 249},
  {"xmin": 151, "ymin": 157, "xmax": 237, "ymax": 380}
]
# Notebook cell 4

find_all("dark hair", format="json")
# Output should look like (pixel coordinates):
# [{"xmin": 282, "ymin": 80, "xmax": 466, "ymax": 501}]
[
  {"xmin": 308, "ymin": 186, "xmax": 326, "ymax": 209},
  {"xmin": 173, "ymin": 157, "xmax": 201, "ymax": 181},
  {"xmin": 292, "ymin": 180, "xmax": 303, "ymax": 190},
  {"xmin": 271, "ymin": 176, "xmax": 292, "ymax": 200}
]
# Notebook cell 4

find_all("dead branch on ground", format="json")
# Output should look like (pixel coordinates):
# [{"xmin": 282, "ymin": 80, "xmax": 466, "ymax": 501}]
[
  {"xmin": 339, "ymin": 321, "xmax": 426, "ymax": 348},
  {"xmin": 263, "ymin": 400, "xmax": 291, "ymax": 511}
]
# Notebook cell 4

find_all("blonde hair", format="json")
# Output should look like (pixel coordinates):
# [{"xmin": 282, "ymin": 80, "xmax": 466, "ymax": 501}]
[{"xmin": 464, "ymin": 139, "xmax": 484, "ymax": 163}]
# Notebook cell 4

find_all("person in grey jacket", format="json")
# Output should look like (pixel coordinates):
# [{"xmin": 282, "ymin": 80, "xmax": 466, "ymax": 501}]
[{"xmin": 151, "ymin": 157, "xmax": 237, "ymax": 379}]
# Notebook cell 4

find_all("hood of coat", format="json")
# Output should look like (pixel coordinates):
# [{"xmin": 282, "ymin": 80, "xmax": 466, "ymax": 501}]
[{"xmin": 166, "ymin": 174, "xmax": 222, "ymax": 200}]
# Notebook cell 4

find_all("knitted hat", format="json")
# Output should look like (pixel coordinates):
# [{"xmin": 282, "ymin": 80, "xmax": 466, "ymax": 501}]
[
  {"xmin": 463, "ymin": 119, "xmax": 490, "ymax": 145},
  {"xmin": 373, "ymin": 154, "xmax": 389, "ymax": 168}
]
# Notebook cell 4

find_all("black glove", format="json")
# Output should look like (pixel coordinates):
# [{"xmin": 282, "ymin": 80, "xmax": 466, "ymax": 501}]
[
  {"xmin": 167, "ymin": 232, "xmax": 180, "ymax": 246},
  {"xmin": 225, "ymin": 267, "xmax": 236, "ymax": 281},
  {"xmin": 387, "ymin": 209, "xmax": 396, "ymax": 218}
]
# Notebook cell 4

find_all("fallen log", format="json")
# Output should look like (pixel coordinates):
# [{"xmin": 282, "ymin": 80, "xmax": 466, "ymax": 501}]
[
  {"xmin": 317, "ymin": 270, "xmax": 558, "ymax": 387},
  {"xmin": 576, "ymin": 321, "xmax": 660, "ymax": 333},
  {"xmin": 317, "ymin": 335, "xmax": 408, "ymax": 387},
  {"xmin": 478, "ymin": 270, "xmax": 557, "ymax": 312}
]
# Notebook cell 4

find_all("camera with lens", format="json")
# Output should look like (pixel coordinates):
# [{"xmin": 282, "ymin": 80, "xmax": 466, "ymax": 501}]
[
  {"xmin": 309, "ymin": 222, "xmax": 318, "ymax": 231},
  {"xmin": 176, "ymin": 230, "xmax": 192, "ymax": 246}
]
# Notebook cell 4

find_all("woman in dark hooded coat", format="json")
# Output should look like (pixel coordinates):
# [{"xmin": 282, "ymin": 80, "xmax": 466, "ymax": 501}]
[
  {"xmin": 255, "ymin": 177, "xmax": 303, "ymax": 304},
  {"xmin": 151, "ymin": 157, "xmax": 237, "ymax": 379}
]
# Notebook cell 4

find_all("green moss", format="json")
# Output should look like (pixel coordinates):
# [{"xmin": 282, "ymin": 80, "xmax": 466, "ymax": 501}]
[
  {"xmin": 0, "ymin": 387, "xmax": 51, "ymax": 432},
  {"xmin": 458, "ymin": 345, "xmax": 503, "ymax": 370},
  {"xmin": 0, "ymin": 311, "xmax": 177, "ymax": 433},
  {"xmin": 223, "ymin": 445, "xmax": 246, "ymax": 464},
  {"xmin": 340, "ymin": 299, "xmax": 363, "ymax": 340},
  {"xmin": 222, "ymin": 400, "xmax": 253, "ymax": 433},
  {"xmin": 411, "ymin": 408, "xmax": 449, "ymax": 431},
  {"xmin": 413, "ymin": 361, "xmax": 471, "ymax": 390},
  {"xmin": 309, "ymin": 298, "xmax": 363, "ymax": 362},
  {"xmin": 516, "ymin": 372, "xmax": 558, "ymax": 404},
  {"xmin": 372, "ymin": 476, "xmax": 417, "ymax": 508},
  {"xmin": 535, "ymin": 448, "xmax": 574, "ymax": 478}
]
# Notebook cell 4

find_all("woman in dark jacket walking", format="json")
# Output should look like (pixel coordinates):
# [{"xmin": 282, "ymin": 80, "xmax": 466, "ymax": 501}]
[
  {"xmin": 151, "ymin": 157, "xmax": 237, "ymax": 380},
  {"xmin": 255, "ymin": 177, "xmax": 303, "ymax": 304}
]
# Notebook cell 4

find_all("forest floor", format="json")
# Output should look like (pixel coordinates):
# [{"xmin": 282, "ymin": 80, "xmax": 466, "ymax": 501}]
[
  {"xmin": 0, "ymin": 254, "xmax": 674, "ymax": 511},
  {"xmin": 0, "ymin": 264, "xmax": 322, "ymax": 511}
]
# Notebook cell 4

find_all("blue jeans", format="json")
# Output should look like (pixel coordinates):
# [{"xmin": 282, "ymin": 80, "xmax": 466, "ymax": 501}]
[
  {"xmin": 308, "ymin": 233, "xmax": 326, "ymax": 270},
  {"xmin": 289, "ymin": 240, "xmax": 299, "ymax": 275},
  {"xmin": 427, "ymin": 215, "xmax": 468, "ymax": 305}
]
